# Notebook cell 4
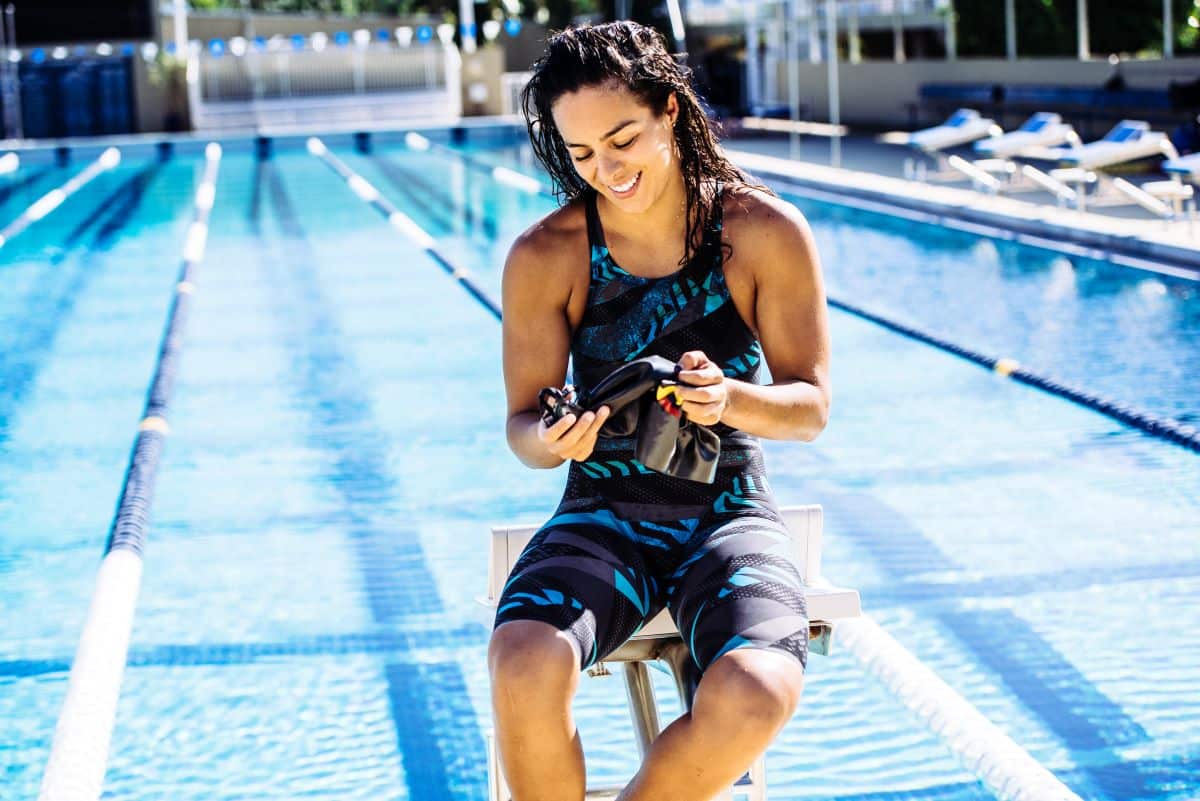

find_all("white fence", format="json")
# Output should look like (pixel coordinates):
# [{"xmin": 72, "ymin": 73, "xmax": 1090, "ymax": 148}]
[{"xmin": 192, "ymin": 43, "xmax": 462, "ymax": 132}]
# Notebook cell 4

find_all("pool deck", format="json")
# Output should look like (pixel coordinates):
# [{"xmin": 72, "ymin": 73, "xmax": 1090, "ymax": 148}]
[{"xmin": 724, "ymin": 133, "xmax": 1200, "ymax": 279}]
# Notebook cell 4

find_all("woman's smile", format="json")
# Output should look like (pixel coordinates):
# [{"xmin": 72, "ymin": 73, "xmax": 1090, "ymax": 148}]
[{"xmin": 607, "ymin": 171, "xmax": 641, "ymax": 198}]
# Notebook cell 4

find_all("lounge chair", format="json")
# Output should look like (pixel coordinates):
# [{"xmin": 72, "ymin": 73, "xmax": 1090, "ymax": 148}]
[
  {"xmin": 482, "ymin": 505, "xmax": 862, "ymax": 801},
  {"xmin": 908, "ymin": 108, "xmax": 1002, "ymax": 152},
  {"xmin": 902, "ymin": 109, "xmax": 1003, "ymax": 182},
  {"xmin": 972, "ymin": 112, "xmax": 1081, "ymax": 160},
  {"xmin": 1020, "ymin": 120, "xmax": 1180, "ymax": 211},
  {"xmin": 1050, "ymin": 119, "xmax": 1176, "ymax": 171},
  {"xmin": 944, "ymin": 113, "xmax": 1083, "ymax": 194}
]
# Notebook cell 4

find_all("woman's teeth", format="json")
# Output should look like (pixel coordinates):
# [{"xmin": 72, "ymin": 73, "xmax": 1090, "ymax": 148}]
[{"xmin": 609, "ymin": 173, "xmax": 640, "ymax": 193}]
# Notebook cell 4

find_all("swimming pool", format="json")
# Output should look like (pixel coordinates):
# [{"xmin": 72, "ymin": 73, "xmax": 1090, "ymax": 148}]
[{"xmin": 1, "ymin": 127, "xmax": 1197, "ymax": 801}]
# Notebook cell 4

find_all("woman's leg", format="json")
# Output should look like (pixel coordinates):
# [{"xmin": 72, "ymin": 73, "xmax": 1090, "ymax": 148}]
[
  {"xmin": 490, "ymin": 512, "xmax": 656, "ymax": 801},
  {"xmin": 617, "ymin": 511, "xmax": 809, "ymax": 801},
  {"xmin": 616, "ymin": 647, "xmax": 804, "ymax": 801},
  {"xmin": 489, "ymin": 621, "xmax": 586, "ymax": 801}
]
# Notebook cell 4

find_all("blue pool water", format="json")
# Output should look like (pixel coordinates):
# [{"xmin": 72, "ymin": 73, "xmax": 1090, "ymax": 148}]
[{"xmin": 1, "ymin": 130, "xmax": 1198, "ymax": 801}]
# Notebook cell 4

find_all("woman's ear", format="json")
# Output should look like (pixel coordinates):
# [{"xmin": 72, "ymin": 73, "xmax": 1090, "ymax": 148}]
[{"xmin": 666, "ymin": 92, "xmax": 680, "ymax": 125}]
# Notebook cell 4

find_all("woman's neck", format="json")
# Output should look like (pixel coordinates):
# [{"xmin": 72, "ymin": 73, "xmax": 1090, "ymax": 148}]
[{"xmin": 597, "ymin": 168, "xmax": 690, "ymax": 250}]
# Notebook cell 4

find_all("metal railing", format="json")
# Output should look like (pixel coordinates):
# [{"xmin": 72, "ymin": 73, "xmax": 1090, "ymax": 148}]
[{"xmin": 199, "ymin": 44, "xmax": 450, "ymax": 102}]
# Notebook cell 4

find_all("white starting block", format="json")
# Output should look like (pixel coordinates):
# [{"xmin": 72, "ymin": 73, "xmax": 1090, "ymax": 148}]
[{"xmin": 483, "ymin": 505, "xmax": 862, "ymax": 801}]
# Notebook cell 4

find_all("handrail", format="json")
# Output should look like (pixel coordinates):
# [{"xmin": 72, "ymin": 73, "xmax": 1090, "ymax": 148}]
[
  {"xmin": 0, "ymin": 148, "xmax": 120, "ymax": 249},
  {"xmin": 946, "ymin": 154, "xmax": 1002, "ymax": 193},
  {"xmin": 1020, "ymin": 163, "xmax": 1078, "ymax": 206},
  {"xmin": 37, "ymin": 143, "xmax": 223, "ymax": 801},
  {"xmin": 307, "ymin": 137, "xmax": 502, "ymax": 320},
  {"xmin": 1111, "ymin": 177, "xmax": 1175, "ymax": 219}
]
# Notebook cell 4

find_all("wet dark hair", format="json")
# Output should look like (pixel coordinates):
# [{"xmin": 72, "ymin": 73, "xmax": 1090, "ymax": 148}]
[{"xmin": 521, "ymin": 20, "xmax": 763, "ymax": 266}]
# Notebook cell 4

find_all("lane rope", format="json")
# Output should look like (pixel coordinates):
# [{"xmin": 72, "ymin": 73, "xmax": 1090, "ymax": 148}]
[
  {"xmin": 37, "ymin": 142, "xmax": 223, "ymax": 801},
  {"xmin": 0, "ymin": 148, "xmax": 121, "ymax": 250},
  {"xmin": 834, "ymin": 609, "xmax": 1084, "ymax": 801},
  {"xmin": 828, "ymin": 296, "xmax": 1200, "ymax": 453},
  {"xmin": 306, "ymin": 137, "xmax": 502, "ymax": 321},
  {"xmin": 403, "ymin": 131, "xmax": 554, "ymax": 198}
]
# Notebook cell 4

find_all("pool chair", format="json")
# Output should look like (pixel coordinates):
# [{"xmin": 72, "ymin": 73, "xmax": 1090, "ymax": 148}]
[
  {"xmin": 482, "ymin": 505, "xmax": 862, "ymax": 801},
  {"xmin": 902, "ymin": 108, "xmax": 1003, "ymax": 182},
  {"xmin": 947, "ymin": 113, "xmax": 1083, "ymax": 193},
  {"xmin": 1020, "ymin": 120, "xmax": 1180, "ymax": 211}
]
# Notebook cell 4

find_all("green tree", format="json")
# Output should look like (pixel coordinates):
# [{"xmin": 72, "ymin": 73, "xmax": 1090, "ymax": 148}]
[{"xmin": 957, "ymin": 0, "xmax": 1197, "ymax": 58}]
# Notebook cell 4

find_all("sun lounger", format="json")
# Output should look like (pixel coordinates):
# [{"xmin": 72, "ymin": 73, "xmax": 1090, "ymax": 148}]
[
  {"xmin": 482, "ymin": 504, "xmax": 862, "ymax": 801},
  {"xmin": 1162, "ymin": 151, "xmax": 1200, "ymax": 182},
  {"xmin": 907, "ymin": 108, "xmax": 1002, "ymax": 153},
  {"xmin": 972, "ymin": 112, "xmax": 1081, "ymax": 159},
  {"xmin": 945, "ymin": 113, "xmax": 1084, "ymax": 194},
  {"xmin": 1049, "ymin": 119, "xmax": 1177, "ymax": 171},
  {"xmin": 1018, "ymin": 120, "xmax": 1180, "ymax": 211},
  {"xmin": 901, "ymin": 109, "xmax": 1003, "ymax": 182}
]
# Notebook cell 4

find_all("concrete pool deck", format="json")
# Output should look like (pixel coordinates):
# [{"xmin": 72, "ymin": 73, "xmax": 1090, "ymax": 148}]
[{"xmin": 724, "ymin": 133, "xmax": 1200, "ymax": 279}]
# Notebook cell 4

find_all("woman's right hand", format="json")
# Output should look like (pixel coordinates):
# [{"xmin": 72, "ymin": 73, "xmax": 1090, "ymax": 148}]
[{"xmin": 537, "ymin": 406, "xmax": 611, "ymax": 462}]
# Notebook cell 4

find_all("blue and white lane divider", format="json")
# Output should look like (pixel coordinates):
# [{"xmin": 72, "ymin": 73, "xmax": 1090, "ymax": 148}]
[
  {"xmin": 0, "ymin": 152, "xmax": 19, "ymax": 176},
  {"xmin": 38, "ymin": 143, "xmax": 222, "ymax": 801},
  {"xmin": 0, "ymin": 147, "xmax": 120, "ymax": 249},
  {"xmin": 403, "ymin": 131, "xmax": 553, "ymax": 198},
  {"xmin": 834, "ymin": 609, "xmax": 1083, "ymax": 801},
  {"xmin": 829, "ymin": 297, "xmax": 1200, "ymax": 454},
  {"xmin": 306, "ymin": 137, "xmax": 503, "ymax": 321}
]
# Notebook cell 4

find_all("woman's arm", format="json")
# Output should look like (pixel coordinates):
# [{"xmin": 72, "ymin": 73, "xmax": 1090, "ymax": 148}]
[
  {"xmin": 502, "ymin": 219, "xmax": 611, "ymax": 467},
  {"xmin": 675, "ymin": 192, "xmax": 831, "ymax": 441}
]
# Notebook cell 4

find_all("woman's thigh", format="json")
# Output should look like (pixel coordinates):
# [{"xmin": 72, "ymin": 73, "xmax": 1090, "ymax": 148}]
[
  {"xmin": 493, "ymin": 508, "xmax": 660, "ymax": 670},
  {"xmin": 666, "ymin": 509, "xmax": 809, "ymax": 674}
]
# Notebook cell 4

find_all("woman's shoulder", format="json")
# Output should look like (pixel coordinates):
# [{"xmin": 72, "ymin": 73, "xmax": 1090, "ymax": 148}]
[
  {"xmin": 721, "ymin": 182, "xmax": 811, "ymax": 240},
  {"xmin": 506, "ymin": 198, "xmax": 590, "ymax": 275},
  {"xmin": 720, "ymin": 182, "xmax": 817, "ymax": 269}
]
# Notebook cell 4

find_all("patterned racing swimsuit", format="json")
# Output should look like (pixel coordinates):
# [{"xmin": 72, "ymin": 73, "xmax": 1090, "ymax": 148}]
[{"xmin": 494, "ymin": 187, "xmax": 809, "ymax": 674}]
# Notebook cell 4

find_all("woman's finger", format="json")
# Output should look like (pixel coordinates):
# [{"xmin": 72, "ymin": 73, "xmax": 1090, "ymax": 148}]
[
  {"xmin": 678, "ymin": 350, "xmax": 712, "ymax": 371},
  {"xmin": 677, "ymin": 365, "xmax": 723, "ymax": 386},
  {"xmin": 540, "ymin": 413, "xmax": 577, "ymax": 443},
  {"xmin": 557, "ymin": 411, "xmax": 598, "ymax": 449},
  {"xmin": 676, "ymin": 384, "xmax": 723, "ymax": 404}
]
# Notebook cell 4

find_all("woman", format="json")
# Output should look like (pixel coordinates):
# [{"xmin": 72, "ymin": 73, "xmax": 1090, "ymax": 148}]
[{"xmin": 490, "ymin": 20, "xmax": 830, "ymax": 801}]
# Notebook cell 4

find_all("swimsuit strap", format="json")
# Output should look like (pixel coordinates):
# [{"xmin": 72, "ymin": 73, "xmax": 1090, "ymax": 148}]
[{"xmin": 585, "ymin": 183, "xmax": 726, "ymax": 278}]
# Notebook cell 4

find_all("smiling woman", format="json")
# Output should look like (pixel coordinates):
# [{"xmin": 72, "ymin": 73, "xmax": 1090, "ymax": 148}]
[{"xmin": 491, "ymin": 19, "xmax": 832, "ymax": 801}]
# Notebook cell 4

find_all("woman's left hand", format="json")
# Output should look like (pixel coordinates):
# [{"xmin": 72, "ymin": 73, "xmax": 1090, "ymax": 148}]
[{"xmin": 675, "ymin": 350, "xmax": 729, "ymax": 426}]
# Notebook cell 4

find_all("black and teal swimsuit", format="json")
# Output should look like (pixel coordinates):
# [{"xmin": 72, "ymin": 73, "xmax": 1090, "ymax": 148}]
[{"xmin": 495, "ymin": 187, "xmax": 809, "ymax": 673}]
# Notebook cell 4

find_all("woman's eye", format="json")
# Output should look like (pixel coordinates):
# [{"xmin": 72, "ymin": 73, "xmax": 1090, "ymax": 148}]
[
  {"xmin": 613, "ymin": 137, "xmax": 636, "ymax": 149},
  {"xmin": 572, "ymin": 152, "xmax": 592, "ymax": 163}
]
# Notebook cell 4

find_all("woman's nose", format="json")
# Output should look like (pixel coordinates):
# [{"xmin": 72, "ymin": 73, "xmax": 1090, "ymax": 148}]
[{"xmin": 598, "ymin": 154, "xmax": 624, "ymax": 182}]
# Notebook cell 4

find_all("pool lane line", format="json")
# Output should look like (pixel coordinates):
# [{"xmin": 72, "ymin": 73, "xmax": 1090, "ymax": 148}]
[
  {"xmin": 403, "ymin": 131, "xmax": 553, "ymax": 198},
  {"xmin": 827, "ymin": 296, "xmax": 1200, "ymax": 455},
  {"xmin": 368, "ymin": 151, "xmax": 500, "ymax": 240},
  {"xmin": 834, "ymin": 609, "xmax": 1085, "ymax": 801},
  {"xmin": 306, "ymin": 137, "xmax": 502, "ymax": 321},
  {"xmin": 0, "ymin": 147, "xmax": 121, "ymax": 250},
  {"xmin": 37, "ymin": 143, "xmax": 222, "ymax": 801},
  {"xmin": 0, "ymin": 163, "xmax": 166, "ymax": 445},
  {"xmin": 256, "ymin": 159, "xmax": 487, "ymax": 798}
]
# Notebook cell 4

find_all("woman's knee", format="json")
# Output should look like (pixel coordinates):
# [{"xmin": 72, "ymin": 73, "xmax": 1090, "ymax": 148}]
[
  {"xmin": 489, "ymin": 620, "xmax": 581, "ymax": 698},
  {"xmin": 697, "ymin": 648, "xmax": 805, "ymax": 729}
]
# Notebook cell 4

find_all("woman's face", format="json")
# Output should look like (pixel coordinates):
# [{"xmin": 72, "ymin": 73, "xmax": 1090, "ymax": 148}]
[{"xmin": 551, "ymin": 82, "xmax": 680, "ymax": 214}]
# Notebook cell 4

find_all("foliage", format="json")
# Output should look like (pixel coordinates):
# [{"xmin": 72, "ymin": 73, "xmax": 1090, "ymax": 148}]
[{"xmin": 956, "ymin": 0, "xmax": 1198, "ymax": 58}]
